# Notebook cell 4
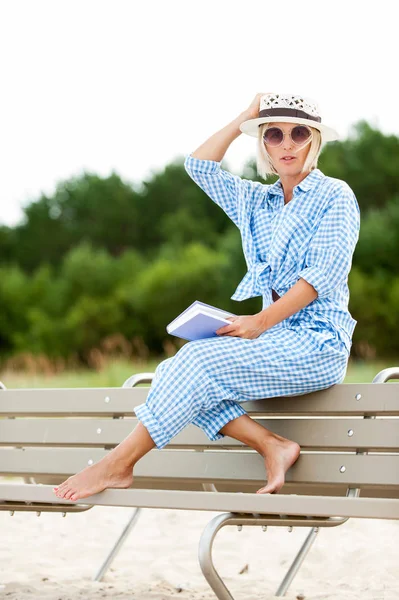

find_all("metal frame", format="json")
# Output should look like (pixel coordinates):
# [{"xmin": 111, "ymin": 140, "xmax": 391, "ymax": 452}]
[
  {"xmin": 93, "ymin": 501, "xmax": 142, "ymax": 581},
  {"xmin": 199, "ymin": 513, "xmax": 347, "ymax": 599}
]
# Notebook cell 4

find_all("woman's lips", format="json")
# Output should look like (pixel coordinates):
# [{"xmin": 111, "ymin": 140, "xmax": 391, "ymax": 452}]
[{"xmin": 280, "ymin": 157, "xmax": 296, "ymax": 162}]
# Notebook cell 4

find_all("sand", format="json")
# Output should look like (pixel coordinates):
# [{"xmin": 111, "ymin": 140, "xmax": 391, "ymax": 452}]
[{"xmin": 1, "ymin": 487, "xmax": 398, "ymax": 600}]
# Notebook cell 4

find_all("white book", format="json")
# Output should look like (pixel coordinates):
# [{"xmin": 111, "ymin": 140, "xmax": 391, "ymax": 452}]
[{"xmin": 166, "ymin": 300, "xmax": 236, "ymax": 341}]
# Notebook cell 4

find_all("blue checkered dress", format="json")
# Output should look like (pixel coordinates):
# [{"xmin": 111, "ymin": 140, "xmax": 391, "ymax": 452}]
[{"xmin": 134, "ymin": 155, "xmax": 361, "ymax": 449}]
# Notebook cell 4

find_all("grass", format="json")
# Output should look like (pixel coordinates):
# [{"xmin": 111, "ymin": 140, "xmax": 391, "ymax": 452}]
[
  {"xmin": 0, "ymin": 358, "xmax": 162, "ymax": 389},
  {"xmin": 343, "ymin": 358, "xmax": 398, "ymax": 383},
  {"xmin": 0, "ymin": 356, "xmax": 398, "ymax": 389}
]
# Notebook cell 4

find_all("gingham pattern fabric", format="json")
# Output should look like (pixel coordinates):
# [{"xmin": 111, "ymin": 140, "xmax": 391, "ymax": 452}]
[
  {"xmin": 133, "ymin": 155, "xmax": 360, "ymax": 449},
  {"xmin": 183, "ymin": 155, "xmax": 361, "ymax": 352},
  {"xmin": 134, "ymin": 327, "xmax": 348, "ymax": 449}
]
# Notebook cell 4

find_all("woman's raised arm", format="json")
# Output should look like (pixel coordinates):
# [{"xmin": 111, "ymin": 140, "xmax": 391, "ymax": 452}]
[{"xmin": 184, "ymin": 93, "xmax": 271, "ymax": 227}]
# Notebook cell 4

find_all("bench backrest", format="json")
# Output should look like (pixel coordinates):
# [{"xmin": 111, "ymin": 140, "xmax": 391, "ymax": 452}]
[{"xmin": 1, "ymin": 379, "xmax": 399, "ymax": 499}]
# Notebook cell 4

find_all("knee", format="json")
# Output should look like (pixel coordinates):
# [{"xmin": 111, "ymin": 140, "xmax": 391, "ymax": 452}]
[
  {"xmin": 174, "ymin": 337, "xmax": 231, "ymax": 375},
  {"xmin": 153, "ymin": 356, "xmax": 175, "ymax": 381},
  {"xmin": 158, "ymin": 356, "xmax": 175, "ymax": 370},
  {"xmin": 174, "ymin": 339, "xmax": 204, "ymax": 362}
]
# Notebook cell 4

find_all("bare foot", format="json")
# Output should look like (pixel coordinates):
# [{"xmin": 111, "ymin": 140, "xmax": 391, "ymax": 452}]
[
  {"xmin": 52, "ymin": 455, "xmax": 133, "ymax": 502},
  {"xmin": 256, "ymin": 433, "xmax": 300, "ymax": 494}
]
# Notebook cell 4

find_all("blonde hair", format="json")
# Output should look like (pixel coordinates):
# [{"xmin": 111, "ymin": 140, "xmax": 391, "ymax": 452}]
[{"xmin": 256, "ymin": 123, "xmax": 323, "ymax": 180}]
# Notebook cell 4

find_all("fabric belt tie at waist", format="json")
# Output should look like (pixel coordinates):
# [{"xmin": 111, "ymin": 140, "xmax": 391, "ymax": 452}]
[{"xmin": 231, "ymin": 262, "xmax": 274, "ymax": 302}]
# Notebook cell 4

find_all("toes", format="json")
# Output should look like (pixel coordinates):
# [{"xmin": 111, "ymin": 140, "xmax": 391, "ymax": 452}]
[
  {"xmin": 53, "ymin": 478, "xmax": 83, "ymax": 500},
  {"xmin": 256, "ymin": 486, "xmax": 273, "ymax": 494},
  {"xmin": 64, "ymin": 489, "xmax": 76, "ymax": 500},
  {"xmin": 70, "ymin": 493, "xmax": 79, "ymax": 502},
  {"xmin": 57, "ymin": 487, "xmax": 71, "ymax": 499},
  {"xmin": 256, "ymin": 482, "xmax": 278, "ymax": 494},
  {"xmin": 257, "ymin": 475, "xmax": 285, "ymax": 494},
  {"xmin": 55, "ymin": 481, "xmax": 69, "ymax": 494}
]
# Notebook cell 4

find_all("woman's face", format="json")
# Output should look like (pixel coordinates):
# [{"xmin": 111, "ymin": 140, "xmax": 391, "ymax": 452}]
[{"xmin": 264, "ymin": 121, "xmax": 313, "ymax": 177}]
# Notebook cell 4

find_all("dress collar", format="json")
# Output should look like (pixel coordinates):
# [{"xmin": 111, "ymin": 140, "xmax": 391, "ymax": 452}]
[{"xmin": 268, "ymin": 168, "xmax": 325, "ymax": 198}]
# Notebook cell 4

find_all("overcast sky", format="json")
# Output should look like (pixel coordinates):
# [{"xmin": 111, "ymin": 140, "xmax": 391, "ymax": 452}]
[{"xmin": 0, "ymin": 0, "xmax": 397, "ymax": 227}]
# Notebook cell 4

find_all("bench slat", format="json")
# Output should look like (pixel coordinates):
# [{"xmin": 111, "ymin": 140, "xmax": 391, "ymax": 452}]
[
  {"xmin": 0, "ymin": 484, "xmax": 398, "ymax": 520},
  {"xmin": 1, "ymin": 383, "xmax": 399, "ymax": 416},
  {"xmin": 1, "ymin": 447, "xmax": 399, "ymax": 487},
  {"xmin": 1, "ymin": 418, "xmax": 399, "ymax": 451}
]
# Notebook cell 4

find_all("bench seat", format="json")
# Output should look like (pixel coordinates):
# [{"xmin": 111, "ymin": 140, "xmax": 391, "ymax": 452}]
[{"xmin": 1, "ymin": 367, "xmax": 398, "ymax": 598}]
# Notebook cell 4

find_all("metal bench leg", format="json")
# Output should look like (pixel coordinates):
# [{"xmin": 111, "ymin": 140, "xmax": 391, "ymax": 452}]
[
  {"xmin": 199, "ymin": 512, "xmax": 237, "ymax": 600},
  {"xmin": 93, "ymin": 507, "xmax": 142, "ymax": 581},
  {"xmin": 198, "ymin": 513, "xmax": 319, "ymax": 600},
  {"xmin": 275, "ymin": 526, "xmax": 319, "ymax": 596},
  {"xmin": 93, "ymin": 372, "xmax": 155, "ymax": 582},
  {"xmin": 199, "ymin": 512, "xmax": 347, "ymax": 599}
]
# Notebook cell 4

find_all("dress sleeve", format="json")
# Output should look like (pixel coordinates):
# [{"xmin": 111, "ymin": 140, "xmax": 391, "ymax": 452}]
[
  {"xmin": 297, "ymin": 185, "xmax": 361, "ymax": 299},
  {"xmin": 184, "ymin": 154, "xmax": 253, "ymax": 228}
]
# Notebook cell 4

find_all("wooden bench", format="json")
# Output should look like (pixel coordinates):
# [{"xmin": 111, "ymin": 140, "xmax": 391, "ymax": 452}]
[{"xmin": 1, "ymin": 367, "xmax": 399, "ymax": 599}]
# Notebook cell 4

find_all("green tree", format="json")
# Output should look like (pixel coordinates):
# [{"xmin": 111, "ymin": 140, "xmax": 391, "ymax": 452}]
[
  {"xmin": 353, "ymin": 196, "xmax": 399, "ymax": 275},
  {"xmin": 8, "ymin": 171, "xmax": 142, "ymax": 272},
  {"xmin": 318, "ymin": 120, "xmax": 399, "ymax": 212}
]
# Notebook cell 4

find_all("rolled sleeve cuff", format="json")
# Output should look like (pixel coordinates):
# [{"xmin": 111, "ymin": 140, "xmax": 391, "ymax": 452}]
[
  {"xmin": 196, "ymin": 401, "xmax": 247, "ymax": 441},
  {"xmin": 134, "ymin": 403, "xmax": 170, "ymax": 449},
  {"xmin": 298, "ymin": 266, "xmax": 330, "ymax": 299},
  {"xmin": 208, "ymin": 409, "xmax": 247, "ymax": 441},
  {"xmin": 184, "ymin": 154, "xmax": 221, "ymax": 174}
]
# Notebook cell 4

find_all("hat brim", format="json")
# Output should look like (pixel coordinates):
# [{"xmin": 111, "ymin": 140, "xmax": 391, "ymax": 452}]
[{"xmin": 239, "ymin": 116, "xmax": 340, "ymax": 143}]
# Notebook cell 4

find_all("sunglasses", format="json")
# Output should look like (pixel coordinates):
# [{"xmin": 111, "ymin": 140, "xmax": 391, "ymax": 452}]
[{"xmin": 263, "ymin": 125, "xmax": 312, "ymax": 147}]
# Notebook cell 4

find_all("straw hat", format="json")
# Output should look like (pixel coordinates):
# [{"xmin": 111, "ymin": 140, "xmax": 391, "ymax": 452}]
[{"xmin": 239, "ymin": 93, "xmax": 339, "ymax": 142}]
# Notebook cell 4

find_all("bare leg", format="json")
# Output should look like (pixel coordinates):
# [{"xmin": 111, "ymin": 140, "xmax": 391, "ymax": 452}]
[
  {"xmin": 219, "ymin": 415, "xmax": 300, "ymax": 494},
  {"xmin": 53, "ymin": 422, "xmax": 155, "ymax": 501},
  {"xmin": 53, "ymin": 409, "xmax": 298, "ymax": 500}
]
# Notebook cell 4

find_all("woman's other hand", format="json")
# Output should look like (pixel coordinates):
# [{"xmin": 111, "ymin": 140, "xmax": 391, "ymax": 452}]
[
  {"xmin": 242, "ymin": 92, "xmax": 274, "ymax": 121},
  {"xmin": 216, "ymin": 314, "xmax": 267, "ymax": 339}
]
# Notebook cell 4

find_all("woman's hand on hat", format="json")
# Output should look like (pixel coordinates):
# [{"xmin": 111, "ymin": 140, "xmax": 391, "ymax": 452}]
[
  {"xmin": 215, "ymin": 314, "xmax": 267, "ymax": 339},
  {"xmin": 243, "ymin": 92, "xmax": 273, "ymax": 121}
]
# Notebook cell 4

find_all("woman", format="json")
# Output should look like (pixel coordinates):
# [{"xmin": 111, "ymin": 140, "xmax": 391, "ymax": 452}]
[{"xmin": 53, "ymin": 92, "xmax": 360, "ymax": 501}]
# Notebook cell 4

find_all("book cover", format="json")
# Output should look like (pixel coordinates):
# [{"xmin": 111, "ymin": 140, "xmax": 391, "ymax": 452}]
[{"xmin": 166, "ymin": 300, "xmax": 236, "ymax": 341}]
